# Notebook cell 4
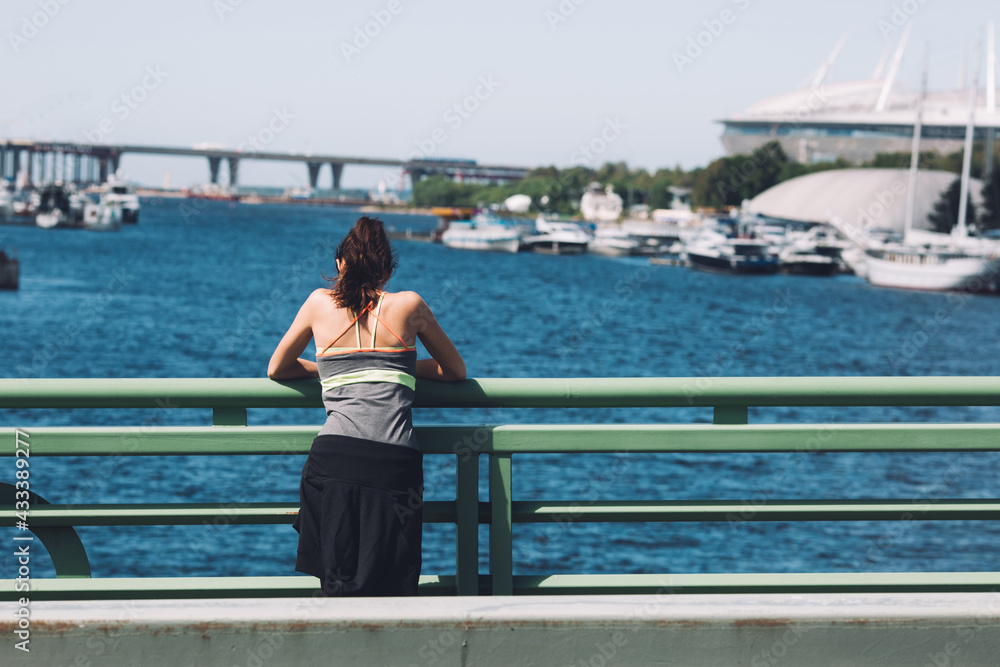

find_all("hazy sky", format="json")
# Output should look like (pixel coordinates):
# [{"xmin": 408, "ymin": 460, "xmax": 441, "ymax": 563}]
[{"xmin": 1, "ymin": 0, "xmax": 997, "ymax": 189}]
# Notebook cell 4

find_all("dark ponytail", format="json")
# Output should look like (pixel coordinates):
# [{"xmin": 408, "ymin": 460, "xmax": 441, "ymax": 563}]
[{"xmin": 327, "ymin": 216, "xmax": 398, "ymax": 315}]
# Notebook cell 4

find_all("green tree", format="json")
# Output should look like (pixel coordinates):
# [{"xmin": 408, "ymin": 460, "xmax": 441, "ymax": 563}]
[
  {"xmin": 646, "ymin": 171, "xmax": 675, "ymax": 209},
  {"xmin": 691, "ymin": 157, "xmax": 732, "ymax": 208},
  {"xmin": 928, "ymin": 178, "xmax": 977, "ymax": 234}
]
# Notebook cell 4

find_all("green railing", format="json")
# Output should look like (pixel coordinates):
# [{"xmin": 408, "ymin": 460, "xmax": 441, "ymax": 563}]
[{"xmin": 2, "ymin": 377, "xmax": 1000, "ymax": 600}]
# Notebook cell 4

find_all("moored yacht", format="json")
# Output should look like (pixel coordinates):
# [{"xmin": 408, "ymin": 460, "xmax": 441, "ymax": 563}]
[
  {"xmin": 684, "ymin": 229, "xmax": 780, "ymax": 274},
  {"xmin": 35, "ymin": 184, "xmax": 74, "ymax": 229},
  {"xmin": 441, "ymin": 211, "xmax": 523, "ymax": 253},
  {"xmin": 520, "ymin": 216, "xmax": 591, "ymax": 255},
  {"xmin": 82, "ymin": 197, "xmax": 123, "ymax": 232},
  {"xmin": 101, "ymin": 176, "xmax": 140, "ymax": 223},
  {"xmin": 588, "ymin": 226, "xmax": 642, "ymax": 256}
]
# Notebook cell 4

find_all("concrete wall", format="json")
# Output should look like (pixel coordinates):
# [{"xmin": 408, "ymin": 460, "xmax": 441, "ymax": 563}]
[{"xmin": 3, "ymin": 593, "xmax": 1000, "ymax": 666}]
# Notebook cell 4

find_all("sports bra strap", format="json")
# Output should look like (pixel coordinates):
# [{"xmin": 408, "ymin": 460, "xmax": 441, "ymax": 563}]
[
  {"xmin": 326, "ymin": 300, "xmax": 373, "ymax": 352},
  {"xmin": 369, "ymin": 292, "xmax": 385, "ymax": 347},
  {"xmin": 319, "ymin": 292, "xmax": 411, "ymax": 352}
]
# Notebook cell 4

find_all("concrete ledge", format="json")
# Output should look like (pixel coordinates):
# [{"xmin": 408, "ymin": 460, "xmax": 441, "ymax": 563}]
[{"xmin": 3, "ymin": 593, "xmax": 1000, "ymax": 666}]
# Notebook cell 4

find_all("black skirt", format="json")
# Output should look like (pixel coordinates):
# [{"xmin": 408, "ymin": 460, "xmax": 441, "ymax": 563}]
[{"xmin": 293, "ymin": 434, "xmax": 424, "ymax": 596}]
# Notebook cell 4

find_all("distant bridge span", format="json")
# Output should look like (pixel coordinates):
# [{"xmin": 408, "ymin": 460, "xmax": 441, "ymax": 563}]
[{"xmin": 0, "ymin": 139, "xmax": 532, "ymax": 189}]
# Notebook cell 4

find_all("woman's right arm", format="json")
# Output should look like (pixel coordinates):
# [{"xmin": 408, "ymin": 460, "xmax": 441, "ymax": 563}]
[{"xmin": 408, "ymin": 293, "xmax": 466, "ymax": 381}]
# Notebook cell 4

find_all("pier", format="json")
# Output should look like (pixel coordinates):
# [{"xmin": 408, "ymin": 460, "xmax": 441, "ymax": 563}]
[
  {"xmin": 0, "ymin": 140, "xmax": 531, "ymax": 190},
  {"xmin": 3, "ymin": 376, "xmax": 1000, "ymax": 664}
]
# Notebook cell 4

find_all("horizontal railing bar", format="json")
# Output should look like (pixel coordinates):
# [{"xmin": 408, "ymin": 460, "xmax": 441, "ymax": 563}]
[
  {"xmin": 0, "ymin": 501, "xmax": 457, "ymax": 526},
  {"xmin": 4, "ymin": 424, "xmax": 1000, "ymax": 455},
  {"xmin": 511, "ymin": 572, "xmax": 1000, "ymax": 595},
  {"xmin": 5, "ymin": 499, "xmax": 998, "ymax": 528},
  {"xmin": 4, "ymin": 571, "xmax": 999, "ymax": 600},
  {"xmin": 4, "ymin": 377, "xmax": 1000, "ymax": 409},
  {"xmin": 512, "ymin": 499, "xmax": 1000, "ymax": 522},
  {"xmin": 490, "ymin": 423, "xmax": 1000, "ymax": 452},
  {"xmin": 0, "ymin": 425, "xmax": 492, "ymax": 456},
  {"xmin": 0, "ymin": 575, "xmax": 458, "ymax": 601}
]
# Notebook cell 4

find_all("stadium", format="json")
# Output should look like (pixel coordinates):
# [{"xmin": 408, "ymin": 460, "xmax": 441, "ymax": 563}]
[{"xmin": 719, "ymin": 28, "xmax": 1000, "ymax": 165}]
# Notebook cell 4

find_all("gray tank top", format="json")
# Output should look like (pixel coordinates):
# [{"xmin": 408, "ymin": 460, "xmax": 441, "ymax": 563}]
[{"xmin": 314, "ymin": 293, "xmax": 419, "ymax": 449}]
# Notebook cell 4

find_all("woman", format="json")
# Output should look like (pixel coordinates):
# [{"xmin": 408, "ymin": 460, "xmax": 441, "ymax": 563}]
[{"xmin": 268, "ymin": 216, "xmax": 465, "ymax": 596}]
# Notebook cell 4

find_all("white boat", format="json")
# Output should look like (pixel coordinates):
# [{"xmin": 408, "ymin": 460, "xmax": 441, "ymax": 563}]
[
  {"xmin": 35, "ymin": 184, "xmax": 73, "ymax": 229},
  {"xmin": 441, "ymin": 212, "xmax": 522, "ymax": 253},
  {"xmin": 684, "ymin": 228, "xmax": 780, "ymax": 274},
  {"xmin": 36, "ymin": 209, "xmax": 66, "ymax": 229},
  {"xmin": 0, "ymin": 182, "xmax": 13, "ymax": 219},
  {"xmin": 864, "ymin": 244, "xmax": 997, "ymax": 290},
  {"xmin": 83, "ymin": 198, "xmax": 123, "ymax": 231},
  {"xmin": 779, "ymin": 247, "xmax": 839, "ymax": 276},
  {"xmin": 101, "ymin": 175, "xmax": 140, "ymax": 223},
  {"xmin": 588, "ymin": 226, "xmax": 641, "ymax": 256},
  {"xmin": 740, "ymin": 216, "xmax": 841, "ymax": 276},
  {"xmin": 828, "ymin": 45, "xmax": 1000, "ymax": 292},
  {"xmin": 521, "ymin": 216, "xmax": 591, "ymax": 255}
]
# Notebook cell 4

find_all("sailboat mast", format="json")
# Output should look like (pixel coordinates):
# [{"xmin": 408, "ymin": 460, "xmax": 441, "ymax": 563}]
[
  {"xmin": 904, "ymin": 47, "xmax": 930, "ymax": 243},
  {"xmin": 956, "ymin": 33, "xmax": 983, "ymax": 239},
  {"xmin": 985, "ymin": 20, "xmax": 996, "ymax": 180}
]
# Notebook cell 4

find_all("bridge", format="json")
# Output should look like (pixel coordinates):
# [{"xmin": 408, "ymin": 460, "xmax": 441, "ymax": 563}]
[
  {"xmin": 3, "ymin": 375, "xmax": 1000, "ymax": 665},
  {"xmin": 0, "ymin": 139, "xmax": 532, "ymax": 189}
]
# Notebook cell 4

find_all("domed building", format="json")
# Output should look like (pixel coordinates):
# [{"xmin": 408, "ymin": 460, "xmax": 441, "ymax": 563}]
[{"xmin": 747, "ymin": 168, "xmax": 984, "ymax": 233}]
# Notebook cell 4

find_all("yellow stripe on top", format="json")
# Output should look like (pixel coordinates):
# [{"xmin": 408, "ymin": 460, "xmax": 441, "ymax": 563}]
[{"xmin": 319, "ymin": 369, "xmax": 416, "ymax": 392}]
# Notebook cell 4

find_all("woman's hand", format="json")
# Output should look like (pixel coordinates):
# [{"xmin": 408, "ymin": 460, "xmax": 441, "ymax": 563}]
[{"xmin": 267, "ymin": 292, "xmax": 321, "ymax": 380}]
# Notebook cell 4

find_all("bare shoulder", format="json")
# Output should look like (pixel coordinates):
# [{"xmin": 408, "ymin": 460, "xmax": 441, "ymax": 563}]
[
  {"xmin": 389, "ymin": 290, "xmax": 426, "ymax": 310},
  {"xmin": 306, "ymin": 288, "xmax": 333, "ymax": 307}
]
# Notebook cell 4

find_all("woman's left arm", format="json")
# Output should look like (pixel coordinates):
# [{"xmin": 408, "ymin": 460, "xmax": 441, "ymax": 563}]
[{"xmin": 267, "ymin": 295, "xmax": 319, "ymax": 380}]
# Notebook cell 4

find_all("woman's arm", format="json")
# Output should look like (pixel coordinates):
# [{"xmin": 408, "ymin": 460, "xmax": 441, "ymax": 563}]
[
  {"xmin": 408, "ymin": 293, "xmax": 466, "ymax": 381},
  {"xmin": 267, "ymin": 294, "xmax": 320, "ymax": 380}
]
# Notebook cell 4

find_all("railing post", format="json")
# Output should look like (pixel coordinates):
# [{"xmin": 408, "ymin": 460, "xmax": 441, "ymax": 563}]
[
  {"xmin": 714, "ymin": 406, "xmax": 748, "ymax": 425},
  {"xmin": 489, "ymin": 453, "xmax": 513, "ymax": 595},
  {"xmin": 212, "ymin": 408, "xmax": 247, "ymax": 426},
  {"xmin": 455, "ymin": 453, "xmax": 479, "ymax": 596}
]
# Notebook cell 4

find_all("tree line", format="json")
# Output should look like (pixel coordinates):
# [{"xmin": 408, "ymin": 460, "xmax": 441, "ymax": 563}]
[{"xmin": 410, "ymin": 139, "xmax": 1000, "ymax": 231}]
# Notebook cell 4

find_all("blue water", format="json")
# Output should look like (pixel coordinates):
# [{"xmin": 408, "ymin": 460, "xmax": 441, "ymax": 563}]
[{"xmin": 2, "ymin": 198, "xmax": 1000, "ymax": 580}]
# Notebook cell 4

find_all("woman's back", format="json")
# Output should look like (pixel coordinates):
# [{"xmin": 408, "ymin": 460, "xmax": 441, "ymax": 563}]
[{"xmin": 314, "ymin": 290, "xmax": 419, "ymax": 449}]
